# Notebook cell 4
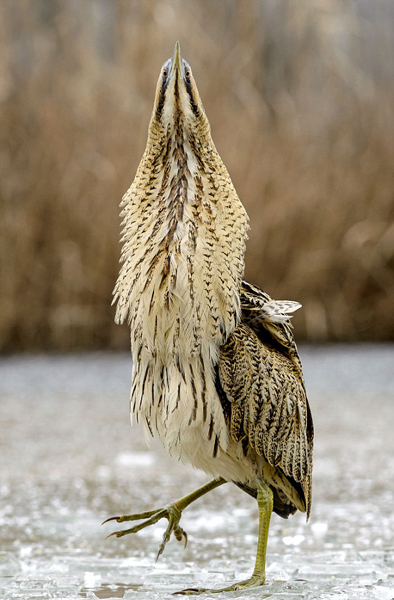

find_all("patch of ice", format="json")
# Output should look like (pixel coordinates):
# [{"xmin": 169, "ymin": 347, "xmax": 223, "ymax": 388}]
[
  {"xmin": 83, "ymin": 571, "xmax": 102, "ymax": 587},
  {"xmin": 115, "ymin": 452, "xmax": 155, "ymax": 467},
  {"xmin": 372, "ymin": 586, "xmax": 394, "ymax": 600},
  {"xmin": 311, "ymin": 522, "xmax": 329, "ymax": 537},
  {"xmin": 0, "ymin": 552, "xmax": 21, "ymax": 577},
  {"xmin": 283, "ymin": 535, "xmax": 305, "ymax": 546},
  {"xmin": 186, "ymin": 513, "xmax": 227, "ymax": 532},
  {"xmin": 119, "ymin": 557, "xmax": 152, "ymax": 568}
]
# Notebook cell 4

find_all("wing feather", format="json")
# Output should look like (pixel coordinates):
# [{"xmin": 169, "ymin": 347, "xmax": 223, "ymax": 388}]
[{"xmin": 218, "ymin": 280, "xmax": 314, "ymax": 517}]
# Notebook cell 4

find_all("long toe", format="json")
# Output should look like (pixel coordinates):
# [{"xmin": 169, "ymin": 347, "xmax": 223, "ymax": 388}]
[
  {"xmin": 174, "ymin": 575, "xmax": 265, "ymax": 595},
  {"xmin": 215, "ymin": 575, "xmax": 266, "ymax": 593},
  {"xmin": 102, "ymin": 508, "xmax": 160, "ymax": 525}
]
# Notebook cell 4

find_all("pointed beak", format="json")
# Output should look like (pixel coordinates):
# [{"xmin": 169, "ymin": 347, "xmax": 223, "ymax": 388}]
[{"xmin": 172, "ymin": 41, "xmax": 182, "ymax": 74}]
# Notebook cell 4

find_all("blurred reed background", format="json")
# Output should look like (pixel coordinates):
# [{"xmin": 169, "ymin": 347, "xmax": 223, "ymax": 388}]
[{"xmin": 1, "ymin": 0, "xmax": 393, "ymax": 352}]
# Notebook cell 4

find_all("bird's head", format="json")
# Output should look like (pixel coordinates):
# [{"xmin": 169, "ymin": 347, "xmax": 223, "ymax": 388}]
[{"xmin": 150, "ymin": 42, "xmax": 210, "ymax": 140}]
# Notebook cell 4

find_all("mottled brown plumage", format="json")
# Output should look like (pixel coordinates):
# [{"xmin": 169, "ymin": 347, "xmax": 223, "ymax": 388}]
[
  {"xmin": 106, "ymin": 43, "xmax": 314, "ymax": 594},
  {"xmin": 220, "ymin": 280, "xmax": 313, "ymax": 519}
]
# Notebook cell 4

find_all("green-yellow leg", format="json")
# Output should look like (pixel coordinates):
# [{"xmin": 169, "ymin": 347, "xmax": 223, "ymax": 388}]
[
  {"xmin": 103, "ymin": 477, "xmax": 226, "ymax": 560},
  {"xmin": 176, "ymin": 479, "xmax": 273, "ymax": 595}
]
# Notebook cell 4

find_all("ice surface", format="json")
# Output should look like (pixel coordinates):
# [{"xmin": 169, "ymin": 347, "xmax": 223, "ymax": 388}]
[{"xmin": 1, "ymin": 347, "xmax": 394, "ymax": 599}]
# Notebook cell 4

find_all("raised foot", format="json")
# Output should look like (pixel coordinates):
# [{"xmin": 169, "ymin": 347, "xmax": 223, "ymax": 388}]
[
  {"xmin": 102, "ymin": 503, "xmax": 187, "ymax": 560},
  {"xmin": 174, "ymin": 574, "xmax": 266, "ymax": 595}
]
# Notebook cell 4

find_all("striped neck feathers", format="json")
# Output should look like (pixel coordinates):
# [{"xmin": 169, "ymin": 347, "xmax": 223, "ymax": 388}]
[{"xmin": 113, "ymin": 117, "xmax": 249, "ymax": 358}]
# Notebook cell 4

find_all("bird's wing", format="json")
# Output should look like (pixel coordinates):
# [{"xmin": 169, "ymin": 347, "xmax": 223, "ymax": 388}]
[
  {"xmin": 239, "ymin": 280, "xmax": 305, "ymax": 375},
  {"xmin": 218, "ymin": 280, "xmax": 313, "ymax": 517}
]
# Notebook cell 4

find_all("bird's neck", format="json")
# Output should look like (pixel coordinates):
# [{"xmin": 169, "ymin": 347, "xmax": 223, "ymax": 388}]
[{"xmin": 113, "ymin": 123, "xmax": 249, "ymax": 360}]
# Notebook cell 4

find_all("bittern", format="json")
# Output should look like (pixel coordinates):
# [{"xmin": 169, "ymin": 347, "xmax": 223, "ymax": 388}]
[{"xmin": 105, "ymin": 42, "xmax": 314, "ymax": 594}]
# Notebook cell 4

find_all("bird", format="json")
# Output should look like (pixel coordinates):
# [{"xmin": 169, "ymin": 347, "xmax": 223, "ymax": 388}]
[{"xmin": 104, "ymin": 42, "xmax": 314, "ymax": 594}]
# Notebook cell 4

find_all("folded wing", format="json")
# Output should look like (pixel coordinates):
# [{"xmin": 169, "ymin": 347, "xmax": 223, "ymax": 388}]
[{"xmin": 218, "ymin": 280, "xmax": 314, "ymax": 517}]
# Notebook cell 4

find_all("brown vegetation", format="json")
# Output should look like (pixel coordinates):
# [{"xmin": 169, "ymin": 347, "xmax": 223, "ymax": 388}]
[{"xmin": 1, "ymin": 0, "xmax": 394, "ymax": 351}]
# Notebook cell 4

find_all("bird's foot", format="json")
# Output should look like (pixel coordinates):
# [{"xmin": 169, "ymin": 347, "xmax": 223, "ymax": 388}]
[
  {"xmin": 102, "ymin": 502, "xmax": 187, "ymax": 560},
  {"xmin": 174, "ymin": 574, "xmax": 265, "ymax": 595}
]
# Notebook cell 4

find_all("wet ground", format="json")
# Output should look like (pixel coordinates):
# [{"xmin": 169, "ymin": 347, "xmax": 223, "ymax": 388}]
[{"xmin": 1, "ymin": 345, "xmax": 394, "ymax": 599}]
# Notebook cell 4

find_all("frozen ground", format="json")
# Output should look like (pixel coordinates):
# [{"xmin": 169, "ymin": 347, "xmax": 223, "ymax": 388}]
[{"xmin": 1, "ymin": 346, "xmax": 394, "ymax": 600}]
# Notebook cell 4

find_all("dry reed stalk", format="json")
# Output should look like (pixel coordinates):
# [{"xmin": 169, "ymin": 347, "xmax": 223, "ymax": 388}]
[{"xmin": 0, "ymin": 0, "xmax": 393, "ymax": 351}]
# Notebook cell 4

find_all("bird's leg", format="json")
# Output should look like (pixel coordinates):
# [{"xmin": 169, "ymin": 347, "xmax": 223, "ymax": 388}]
[
  {"xmin": 176, "ymin": 479, "xmax": 273, "ymax": 595},
  {"xmin": 103, "ymin": 477, "xmax": 226, "ymax": 560}
]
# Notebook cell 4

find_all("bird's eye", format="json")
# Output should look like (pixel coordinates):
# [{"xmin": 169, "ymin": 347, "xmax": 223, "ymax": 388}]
[
  {"xmin": 162, "ymin": 69, "xmax": 168, "ymax": 78},
  {"xmin": 185, "ymin": 69, "xmax": 191, "ymax": 79}
]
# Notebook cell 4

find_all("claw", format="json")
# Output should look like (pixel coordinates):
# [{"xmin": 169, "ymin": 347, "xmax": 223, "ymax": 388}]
[
  {"xmin": 105, "ymin": 531, "xmax": 122, "ymax": 540},
  {"xmin": 173, "ymin": 589, "xmax": 206, "ymax": 596},
  {"xmin": 101, "ymin": 516, "xmax": 121, "ymax": 525},
  {"xmin": 155, "ymin": 544, "xmax": 165, "ymax": 562}
]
